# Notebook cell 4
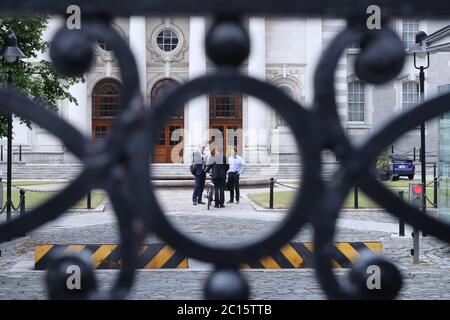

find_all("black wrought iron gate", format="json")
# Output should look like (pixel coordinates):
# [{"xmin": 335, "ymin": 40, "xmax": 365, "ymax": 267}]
[{"xmin": 0, "ymin": 0, "xmax": 449, "ymax": 300}]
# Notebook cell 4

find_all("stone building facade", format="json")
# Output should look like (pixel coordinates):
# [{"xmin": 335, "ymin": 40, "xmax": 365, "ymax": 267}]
[{"xmin": 2, "ymin": 17, "xmax": 450, "ymax": 167}]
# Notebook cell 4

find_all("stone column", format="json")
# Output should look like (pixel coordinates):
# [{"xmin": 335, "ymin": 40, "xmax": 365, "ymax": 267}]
[
  {"xmin": 304, "ymin": 18, "xmax": 322, "ymax": 106},
  {"xmin": 67, "ymin": 81, "xmax": 88, "ymax": 135},
  {"xmin": 247, "ymin": 17, "xmax": 269, "ymax": 164},
  {"xmin": 129, "ymin": 16, "xmax": 147, "ymax": 97},
  {"xmin": 28, "ymin": 17, "xmax": 67, "ymax": 156},
  {"xmin": 184, "ymin": 17, "xmax": 208, "ymax": 162},
  {"xmin": 57, "ymin": 14, "xmax": 87, "ymax": 137}
]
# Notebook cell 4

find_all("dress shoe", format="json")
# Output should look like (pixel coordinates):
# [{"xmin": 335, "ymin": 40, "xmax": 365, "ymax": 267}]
[
  {"xmin": 193, "ymin": 202, "xmax": 197, "ymax": 205},
  {"xmin": 198, "ymin": 201, "xmax": 206, "ymax": 205},
  {"xmin": 227, "ymin": 200, "xmax": 234, "ymax": 203},
  {"xmin": 220, "ymin": 205, "xmax": 225, "ymax": 208},
  {"xmin": 236, "ymin": 201, "xmax": 240, "ymax": 204}
]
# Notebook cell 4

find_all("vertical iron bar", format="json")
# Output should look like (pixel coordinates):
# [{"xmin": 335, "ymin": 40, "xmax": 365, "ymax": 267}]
[
  {"xmin": 6, "ymin": 71, "xmax": 12, "ymax": 223},
  {"xmin": 420, "ymin": 67, "xmax": 427, "ymax": 237},
  {"xmin": 19, "ymin": 145, "xmax": 22, "ymax": 162},
  {"xmin": 354, "ymin": 186, "xmax": 359, "ymax": 209},
  {"xmin": 0, "ymin": 178, "xmax": 2, "ymax": 211}
]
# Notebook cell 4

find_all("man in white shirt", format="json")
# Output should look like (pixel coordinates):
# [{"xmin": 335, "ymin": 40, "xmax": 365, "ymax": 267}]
[{"xmin": 227, "ymin": 147, "xmax": 246, "ymax": 204}]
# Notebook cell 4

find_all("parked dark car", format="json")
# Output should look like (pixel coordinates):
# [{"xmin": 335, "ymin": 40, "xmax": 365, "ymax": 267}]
[{"xmin": 388, "ymin": 155, "xmax": 415, "ymax": 181}]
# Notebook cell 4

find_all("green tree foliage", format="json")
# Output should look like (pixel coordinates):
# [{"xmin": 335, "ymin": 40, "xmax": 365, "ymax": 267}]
[
  {"xmin": 0, "ymin": 16, "xmax": 81, "ymax": 138},
  {"xmin": 376, "ymin": 149, "xmax": 390, "ymax": 174}
]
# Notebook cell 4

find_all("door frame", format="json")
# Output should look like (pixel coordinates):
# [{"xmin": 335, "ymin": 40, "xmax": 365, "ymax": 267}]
[
  {"xmin": 209, "ymin": 94, "xmax": 243, "ymax": 157},
  {"xmin": 153, "ymin": 119, "xmax": 184, "ymax": 163},
  {"xmin": 150, "ymin": 78, "xmax": 184, "ymax": 163}
]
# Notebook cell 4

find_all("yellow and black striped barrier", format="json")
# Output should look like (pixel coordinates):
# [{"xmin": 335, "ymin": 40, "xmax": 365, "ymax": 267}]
[
  {"xmin": 241, "ymin": 242, "xmax": 382, "ymax": 269},
  {"xmin": 35, "ymin": 244, "xmax": 189, "ymax": 270},
  {"xmin": 36, "ymin": 242, "xmax": 381, "ymax": 270}
]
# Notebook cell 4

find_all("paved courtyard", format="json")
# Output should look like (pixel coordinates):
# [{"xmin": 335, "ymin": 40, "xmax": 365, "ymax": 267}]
[{"xmin": 0, "ymin": 186, "xmax": 449, "ymax": 299}]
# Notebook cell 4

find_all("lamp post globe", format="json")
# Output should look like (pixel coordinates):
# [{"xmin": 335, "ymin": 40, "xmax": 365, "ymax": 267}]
[
  {"xmin": 0, "ymin": 32, "xmax": 26, "ymax": 224},
  {"xmin": 0, "ymin": 33, "xmax": 26, "ymax": 63}
]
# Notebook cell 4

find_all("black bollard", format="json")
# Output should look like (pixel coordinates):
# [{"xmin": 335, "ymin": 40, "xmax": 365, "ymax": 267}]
[
  {"xmin": 434, "ymin": 163, "xmax": 438, "ymax": 208},
  {"xmin": 87, "ymin": 191, "xmax": 92, "ymax": 209},
  {"xmin": 269, "ymin": 178, "xmax": 274, "ymax": 209},
  {"xmin": 398, "ymin": 190, "xmax": 405, "ymax": 236},
  {"xmin": 19, "ymin": 189, "xmax": 25, "ymax": 217}
]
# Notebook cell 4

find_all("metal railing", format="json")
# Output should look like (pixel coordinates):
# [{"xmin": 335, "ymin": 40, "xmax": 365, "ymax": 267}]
[
  {"xmin": 0, "ymin": 144, "xmax": 24, "ymax": 162},
  {"xmin": 0, "ymin": 0, "xmax": 449, "ymax": 300},
  {"xmin": 0, "ymin": 188, "xmax": 26, "ymax": 217},
  {"xmin": 269, "ymin": 177, "xmax": 300, "ymax": 209}
]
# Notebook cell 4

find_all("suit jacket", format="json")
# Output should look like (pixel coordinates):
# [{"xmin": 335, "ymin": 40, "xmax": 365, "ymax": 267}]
[
  {"xmin": 205, "ymin": 154, "xmax": 229, "ymax": 180},
  {"xmin": 192, "ymin": 151, "xmax": 208, "ymax": 176}
]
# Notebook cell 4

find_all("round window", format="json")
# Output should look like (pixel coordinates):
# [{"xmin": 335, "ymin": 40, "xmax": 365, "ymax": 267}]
[{"xmin": 156, "ymin": 29, "xmax": 179, "ymax": 52}]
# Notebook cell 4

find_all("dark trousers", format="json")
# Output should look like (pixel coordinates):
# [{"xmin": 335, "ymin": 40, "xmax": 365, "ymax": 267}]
[
  {"xmin": 228, "ymin": 172, "xmax": 240, "ymax": 201},
  {"xmin": 193, "ymin": 173, "xmax": 206, "ymax": 202},
  {"xmin": 213, "ymin": 178, "xmax": 226, "ymax": 206}
]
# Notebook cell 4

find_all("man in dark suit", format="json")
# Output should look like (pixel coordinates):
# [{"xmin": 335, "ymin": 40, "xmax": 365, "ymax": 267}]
[
  {"xmin": 192, "ymin": 144, "xmax": 208, "ymax": 205},
  {"xmin": 204, "ymin": 148, "xmax": 229, "ymax": 208}
]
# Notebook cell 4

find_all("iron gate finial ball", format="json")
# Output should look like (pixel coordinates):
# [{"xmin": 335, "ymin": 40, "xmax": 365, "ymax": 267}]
[
  {"xmin": 355, "ymin": 29, "xmax": 405, "ymax": 84},
  {"xmin": 50, "ymin": 29, "xmax": 93, "ymax": 78},
  {"xmin": 204, "ymin": 268, "xmax": 250, "ymax": 300},
  {"xmin": 349, "ymin": 250, "xmax": 403, "ymax": 300},
  {"xmin": 205, "ymin": 20, "xmax": 250, "ymax": 67},
  {"xmin": 45, "ymin": 250, "xmax": 97, "ymax": 300}
]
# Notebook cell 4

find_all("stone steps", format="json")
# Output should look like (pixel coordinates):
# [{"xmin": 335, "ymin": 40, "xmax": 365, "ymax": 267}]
[{"xmin": 0, "ymin": 162, "xmax": 309, "ymax": 180}]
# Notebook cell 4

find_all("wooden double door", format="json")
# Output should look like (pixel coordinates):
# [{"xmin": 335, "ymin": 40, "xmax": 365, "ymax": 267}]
[
  {"xmin": 151, "ymin": 79, "xmax": 184, "ymax": 163},
  {"xmin": 153, "ymin": 119, "xmax": 184, "ymax": 163},
  {"xmin": 209, "ymin": 119, "xmax": 242, "ymax": 156}
]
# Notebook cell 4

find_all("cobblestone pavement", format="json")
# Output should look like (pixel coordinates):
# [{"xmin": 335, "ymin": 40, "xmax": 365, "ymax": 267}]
[{"xmin": 0, "ymin": 188, "xmax": 449, "ymax": 299}]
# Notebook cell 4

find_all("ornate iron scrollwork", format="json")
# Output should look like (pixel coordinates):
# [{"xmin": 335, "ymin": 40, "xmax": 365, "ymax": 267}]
[{"xmin": 0, "ymin": 2, "xmax": 449, "ymax": 300}]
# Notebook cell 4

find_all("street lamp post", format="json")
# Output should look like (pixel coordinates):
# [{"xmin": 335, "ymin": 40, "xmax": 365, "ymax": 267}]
[
  {"xmin": 0, "ymin": 33, "xmax": 26, "ymax": 223},
  {"xmin": 410, "ymin": 31, "xmax": 430, "ymax": 235}
]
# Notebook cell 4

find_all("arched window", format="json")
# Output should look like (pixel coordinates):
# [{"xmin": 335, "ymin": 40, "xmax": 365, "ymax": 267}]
[
  {"xmin": 150, "ymin": 78, "xmax": 182, "ymax": 118},
  {"xmin": 92, "ymin": 79, "xmax": 121, "ymax": 141},
  {"xmin": 348, "ymin": 81, "xmax": 365, "ymax": 122},
  {"xmin": 92, "ymin": 79, "xmax": 121, "ymax": 119},
  {"xmin": 402, "ymin": 81, "xmax": 420, "ymax": 110}
]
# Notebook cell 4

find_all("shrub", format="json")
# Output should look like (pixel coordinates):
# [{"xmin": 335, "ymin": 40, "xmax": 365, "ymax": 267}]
[{"xmin": 376, "ymin": 149, "xmax": 390, "ymax": 173}]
